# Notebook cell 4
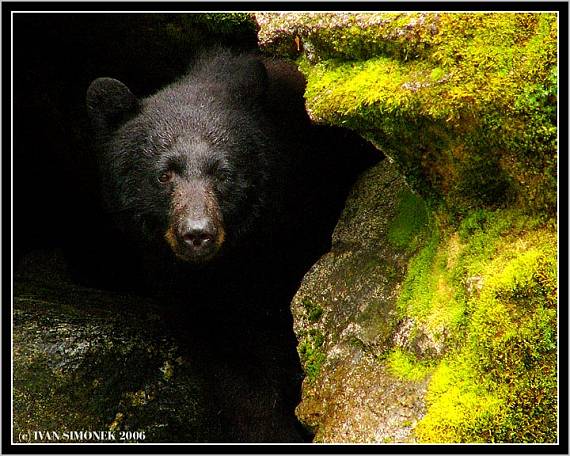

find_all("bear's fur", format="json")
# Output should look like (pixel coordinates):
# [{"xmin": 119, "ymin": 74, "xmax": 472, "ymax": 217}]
[{"xmin": 86, "ymin": 48, "xmax": 379, "ymax": 442}]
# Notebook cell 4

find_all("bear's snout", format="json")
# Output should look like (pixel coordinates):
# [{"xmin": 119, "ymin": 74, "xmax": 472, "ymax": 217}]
[{"xmin": 164, "ymin": 179, "xmax": 225, "ymax": 263}]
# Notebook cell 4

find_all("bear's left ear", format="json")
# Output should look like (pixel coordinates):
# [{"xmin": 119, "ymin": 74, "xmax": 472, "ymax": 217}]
[{"xmin": 86, "ymin": 77, "xmax": 139, "ymax": 133}]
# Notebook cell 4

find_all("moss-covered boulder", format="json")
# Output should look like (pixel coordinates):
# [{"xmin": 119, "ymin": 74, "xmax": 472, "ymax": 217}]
[
  {"xmin": 292, "ymin": 166, "xmax": 557, "ymax": 444},
  {"xmin": 257, "ymin": 12, "xmax": 557, "ymax": 215},
  {"xmin": 258, "ymin": 12, "xmax": 558, "ymax": 443},
  {"xmin": 292, "ymin": 160, "xmax": 432, "ymax": 442},
  {"xmin": 13, "ymin": 250, "xmax": 221, "ymax": 443},
  {"xmin": 397, "ymin": 209, "xmax": 557, "ymax": 443}
]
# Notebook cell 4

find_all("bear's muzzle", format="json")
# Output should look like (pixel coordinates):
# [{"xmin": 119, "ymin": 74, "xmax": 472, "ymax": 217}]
[{"xmin": 164, "ymin": 179, "xmax": 225, "ymax": 262}]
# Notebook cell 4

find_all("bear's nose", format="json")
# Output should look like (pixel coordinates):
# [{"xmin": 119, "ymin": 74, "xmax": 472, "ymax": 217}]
[
  {"xmin": 182, "ymin": 229, "xmax": 214, "ymax": 248},
  {"xmin": 179, "ymin": 219, "xmax": 216, "ymax": 252}
]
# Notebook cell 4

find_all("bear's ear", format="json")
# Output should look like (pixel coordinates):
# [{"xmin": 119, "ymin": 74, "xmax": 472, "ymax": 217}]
[{"xmin": 86, "ymin": 77, "xmax": 139, "ymax": 133}]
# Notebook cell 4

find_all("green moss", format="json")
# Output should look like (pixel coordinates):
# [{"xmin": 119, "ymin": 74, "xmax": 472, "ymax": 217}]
[
  {"xmin": 387, "ymin": 189, "xmax": 429, "ymax": 251},
  {"xmin": 302, "ymin": 298, "xmax": 324, "ymax": 323},
  {"xmin": 295, "ymin": 13, "xmax": 557, "ymax": 214},
  {"xmin": 387, "ymin": 348, "xmax": 433, "ymax": 381},
  {"xmin": 298, "ymin": 329, "xmax": 327, "ymax": 382},
  {"xmin": 298, "ymin": 298, "xmax": 327, "ymax": 382},
  {"xmin": 396, "ymin": 208, "xmax": 558, "ymax": 442},
  {"xmin": 191, "ymin": 13, "xmax": 257, "ymax": 35},
  {"xmin": 415, "ymin": 359, "xmax": 505, "ymax": 443},
  {"xmin": 309, "ymin": 14, "xmax": 435, "ymax": 61},
  {"xmin": 260, "ymin": 13, "xmax": 559, "ymax": 442},
  {"xmin": 258, "ymin": 13, "xmax": 436, "ymax": 61},
  {"xmin": 395, "ymin": 224, "xmax": 439, "ymax": 320},
  {"xmin": 396, "ymin": 220, "xmax": 468, "ymax": 347}
]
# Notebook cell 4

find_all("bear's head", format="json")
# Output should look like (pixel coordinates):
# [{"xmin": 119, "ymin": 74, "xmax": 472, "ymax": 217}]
[{"xmin": 86, "ymin": 53, "xmax": 273, "ymax": 263}]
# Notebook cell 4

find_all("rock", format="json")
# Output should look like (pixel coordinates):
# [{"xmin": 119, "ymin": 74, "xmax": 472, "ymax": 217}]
[
  {"xmin": 256, "ymin": 13, "xmax": 437, "ymax": 61},
  {"xmin": 292, "ymin": 159, "xmax": 429, "ymax": 442},
  {"xmin": 260, "ymin": 13, "xmax": 558, "ymax": 443},
  {"xmin": 256, "ymin": 12, "xmax": 557, "ymax": 215},
  {"xmin": 13, "ymin": 251, "xmax": 221, "ymax": 443}
]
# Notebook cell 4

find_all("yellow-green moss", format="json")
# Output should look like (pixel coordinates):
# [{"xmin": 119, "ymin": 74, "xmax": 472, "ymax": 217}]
[
  {"xmin": 396, "ymin": 227, "xmax": 439, "ymax": 319},
  {"xmin": 296, "ymin": 13, "xmax": 557, "ymax": 214},
  {"xmin": 298, "ymin": 329, "xmax": 327, "ymax": 383},
  {"xmin": 257, "ymin": 13, "xmax": 436, "ymax": 60},
  {"xmin": 387, "ymin": 348, "xmax": 433, "ymax": 381},
  {"xmin": 387, "ymin": 189, "xmax": 429, "ymax": 251},
  {"xmin": 259, "ymin": 12, "xmax": 559, "ymax": 442},
  {"xmin": 415, "ymin": 359, "xmax": 505, "ymax": 443},
  {"xmin": 398, "ymin": 208, "xmax": 558, "ymax": 442}
]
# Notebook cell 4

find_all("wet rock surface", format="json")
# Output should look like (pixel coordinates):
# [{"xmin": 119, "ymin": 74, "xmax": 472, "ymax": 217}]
[
  {"xmin": 299, "ymin": 359, "xmax": 428, "ymax": 443},
  {"xmin": 292, "ymin": 160, "xmax": 429, "ymax": 443},
  {"xmin": 13, "ymin": 251, "xmax": 220, "ymax": 443}
]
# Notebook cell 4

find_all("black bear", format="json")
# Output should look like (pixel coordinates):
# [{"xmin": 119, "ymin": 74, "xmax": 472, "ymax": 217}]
[
  {"xmin": 86, "ymin": 49, "xmax": 312, "ymax": 268},
  {"xmin": 86, "ymin": 48, "xmax": 378, "ymax": 442}
]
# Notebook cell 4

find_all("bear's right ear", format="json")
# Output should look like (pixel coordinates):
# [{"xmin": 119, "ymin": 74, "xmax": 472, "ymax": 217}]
[{"xmin": 86, "ymin": 77, "xmax": 139, "ymax": 133}]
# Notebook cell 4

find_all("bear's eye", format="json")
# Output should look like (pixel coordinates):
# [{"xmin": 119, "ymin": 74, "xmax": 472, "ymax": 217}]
[{"xmin": 158, "ymin": 170, "xmax": 174, "ymax": 184}]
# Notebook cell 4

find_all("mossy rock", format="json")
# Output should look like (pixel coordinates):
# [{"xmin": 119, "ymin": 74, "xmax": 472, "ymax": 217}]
[
  {"xmin": 292, "ymin": 168, "xmax": 557, "ymax": 443},
  {"xmin": 403, "ymin": 210, "xmax": 558, "ymax": 443},
  {"xmin": 259, "ymin": 13, "xmax": 559, "ymax": 443},
  {"xmin": 291, "ymin": 160, "xmax": 433, "ymax": 442},
  {"xmin": 257, "ymin": 12, "xmax": 557, "ymax": 215},
  {"xmin": 13, "ymin": 251, "xmax": 221, "ymax": 443}
]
